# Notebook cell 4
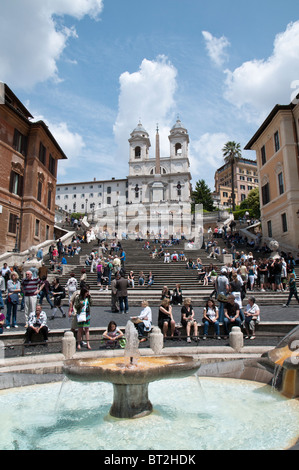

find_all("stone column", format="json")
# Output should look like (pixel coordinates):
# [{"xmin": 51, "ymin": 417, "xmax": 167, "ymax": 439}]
[
  {"xmin": 150, "ymin": 326, "xmax": 164, "ymax": 354},
  {"xmin": 62, "ymin": 331, "xmax": 76, "ymax": 359},
  {"xmin": 229, "ymin": 326, "xmax": 243, "ymax": 352}
]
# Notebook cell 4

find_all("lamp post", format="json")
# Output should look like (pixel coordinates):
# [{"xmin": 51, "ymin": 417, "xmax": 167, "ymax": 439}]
[
  {"xmin": 91, "ymin": 202, "xmax": 95, "ymax": 223},
  {"xmin": 85, "ymin": 198, "xmax": 88, "ymax": 216}
]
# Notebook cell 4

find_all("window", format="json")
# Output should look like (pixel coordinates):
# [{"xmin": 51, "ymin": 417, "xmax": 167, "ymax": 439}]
[
  {"xmin": 49, "ymin": 154, "xmax": 56, "ymax": 175},
  {"xmin": 240, "ymin": 176, "xmax": 245, "ymax": 181},
  {"xmin": 241, "ymin": 194, "xmax": 246, "ymax": 202},
  {"xmin": 46, "ymin": 225, "xmax": 49, "ymax": 240},
  {"xmin": 278, "ymin": 172, "xmax": 284, "ymax": 195},
  {"xmin": 267, "ymin": 220, "xmax": 272, "ymax": 238},
  {"xmin": 35, "ymin": 219, "xmax": 40, "ymax": 237},
  {"xmin": 175, "ymin": 143, "xmax": 182, "ymax": 155},
  {"xmin": 274, "ymin": 131, "xmax": 280, "ymax": 152},
  {"xmin": 240, "ymin": 185, "xmax": 246, "ymax": 190},
  {"xmin": 8, "ymin": 213, "xmax": 18, "ymax": 234},
  {"xmin": 107, "ymin": 197, "xmax": 111, "ymax": 205},
  {"xmin": 107, "ymin": 186, "xmax": 111, "ymax": 194},
  {"xmin": 47, "ymin": 190, "xmax": 52, "ymax": 210},
  {"xmin": 248, "ymin": 186, "xmax": 253, "ymax": 191},
  {"xmin": 261, "ymin": 183, "xmax": 270, "ymax": 205},
  {"xmin": 223, "ymin": 191, "xmax": 228, "ymax": 198},
  {"xmin": 281, "ymin": 213, "xmax": 288, "ymax": 232},
  {"xmin": 39, "ymin": 142, "xmax": 46, "ymax": 165},
  {"xmin": 261, "ymin": 145, "xmax": 266, "ymax": 165},
  {"xmin": 134, "ymin": 146, "xmax": 141, "ymax": 158},
  {"xmin": 37, "ymin": 181, "xmax": 42, "ymax": 202},
  {"xmin": 9, "ymin": 171, "xmax": 23, "ymax": 197},
  {"xmin": 13, "ymin": 129, "xmax": 27, "ymax": 156}
]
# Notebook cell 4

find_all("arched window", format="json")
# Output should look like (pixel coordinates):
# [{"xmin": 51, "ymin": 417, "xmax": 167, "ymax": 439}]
[
  {"xmin": 135, "ymin": 146, "xmax": 141, "ymax": 158},
  {"xmin": 175, "ymin": 143, "xmax": 182, "ymax": 155}
]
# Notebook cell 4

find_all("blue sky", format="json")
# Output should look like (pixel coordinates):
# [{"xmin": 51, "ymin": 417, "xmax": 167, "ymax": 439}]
[{"xmin": 1, "ymin": 0, "xmax": 299, "ymax": 189}]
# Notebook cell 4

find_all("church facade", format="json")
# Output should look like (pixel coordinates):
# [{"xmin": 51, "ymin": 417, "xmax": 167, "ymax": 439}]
[{"xmin": 56, "ymin": 118, "xmax": 192, "ymax": 218}]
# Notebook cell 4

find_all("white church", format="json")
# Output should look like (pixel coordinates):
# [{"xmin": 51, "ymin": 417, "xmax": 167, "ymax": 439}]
[{"xmin": 56, "ymin": 118, "xmax": 193, "ymax": 235}]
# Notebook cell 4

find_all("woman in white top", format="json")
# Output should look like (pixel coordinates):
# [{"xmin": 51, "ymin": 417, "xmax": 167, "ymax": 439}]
[
  {"xmin": 244, "ymin": 296, "xmax": 260, "ymax": 340},
  {"xmin": 131, "ymin": 300, "xmax": 152, "ymax": 342},
  {"xmin": 202, "ymin": 299, "xmax": 220, "ymax": 340}
]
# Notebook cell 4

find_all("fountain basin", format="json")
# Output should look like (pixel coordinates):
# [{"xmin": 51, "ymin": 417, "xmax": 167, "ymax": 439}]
[{"xmin": 63, "ymin": 355, "xmax": 201, "ymax": 419}]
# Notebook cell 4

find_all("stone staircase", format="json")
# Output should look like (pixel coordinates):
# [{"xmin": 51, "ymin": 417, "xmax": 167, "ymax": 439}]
[{"xmin": 47, "ymin": 236, "xmax": 299, "ymax": 307}]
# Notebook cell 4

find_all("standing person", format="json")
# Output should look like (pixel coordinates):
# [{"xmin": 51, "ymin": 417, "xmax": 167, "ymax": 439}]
[
  {"xmin": 283, "ymin": 273, "xmax": 299, "ymax": 307},
  {"xmin": 96, "ymin": 261, "xmax": 103, "ymax": 289},
  {"xmin": 25, "ymin": 304, "xmax": 48, "ymax": 344},
  {"xmin": 1, "ymin": 263, "xmax": 11, "ymax": 290},
  {"xmin": 6, "ymin": 272, "xmax": 21, "ymax": 329},
  {"xmin": 38, "ymin": 276, "xmax": 54, "ymax": 309},
  {"xmin": 51, "ymin": 277, "xmax": 66, "ymax": 319},
  {"xmin": 180, "ymin": 298, "xmax": 198, "ymax": 343},
  {"xmin": 116, "ymin": 273, "xmax": 130, "ymax": 314},
  {"xmin": 223, "ymin": 294, "xmax": 242, "ymax": 339},
  {"xmin": 131, "ymin": 300, "xmax": 152, "ymax": 342},
  {"xmin": 74, "ymin": 284, "xmax": 92, "ymax": 350},
  {"xmin": 158, "ymin": 298, "xmax": 175, "ymax": 339},
  {"xmin": 111, "ymin": 274, "xmax": 120, "ymax": 312},
  {"xmin": 120, "ymin": 248, "xmax": 126, "ymax": 270},
  {"xmin": 66, "ymin": 273, "xmax": 78, "ymax": 304},
  {"xmin": 244, "ymin": 297, "xmax": 260, "ymax": 340},
  {"xmin": 0, "ymin": 272, "xmax": 5, "ymax": 312},
  {"xmin": 216, "ymin": 268, "xmax": 229, "ymax": 322},
  {"xmin": 202, "ymin": 299, "xmax": 220, "ymax": 340},
  {"xmin": 21, "ymin": 271, "xmax": 39, "ymax": 327}
]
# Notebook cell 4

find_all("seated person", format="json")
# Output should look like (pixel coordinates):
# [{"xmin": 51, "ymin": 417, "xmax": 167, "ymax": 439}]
[
  {"xmin": 158, "ymin": 298, "xmax": 176, "ymax": 339},
  {"xmin": 172, "ymin": 284, "xmax": 183, "ymax": 305},
  {"xmin": 131, "ymin": 300, "xmax": 152, "ymax": 342},
  {"xmin": 244, "ymin": 296, "xmax": 260, "ymax": 340},
  {"xmin": 202, "ymin": 299, "xmax": 220, "ymax": 340},
  {"xmin": 25, "ymin": 305, "xmax": 48, "ymax": 343},
  {"xmin": 223, "ymin": 294, "xmax": 242, "ymax": 338},
  {"xmin": 181, "ymin": 298, "xmax": 198, "ymax": 343},
  {"xmin": 102, "ymin": 321, "xmax": 124, "ymax": 348}
]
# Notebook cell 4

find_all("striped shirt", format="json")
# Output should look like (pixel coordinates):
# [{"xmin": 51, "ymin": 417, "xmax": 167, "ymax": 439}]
[{"xmin": 22, "ymin": 278, "xmax": 39, "ymax": 296}]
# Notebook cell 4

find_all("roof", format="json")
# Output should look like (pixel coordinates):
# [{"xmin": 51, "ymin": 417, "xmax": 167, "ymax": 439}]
[{"xmin": 245, "ymin": 103, "xmax": 295, "ymax": 150}]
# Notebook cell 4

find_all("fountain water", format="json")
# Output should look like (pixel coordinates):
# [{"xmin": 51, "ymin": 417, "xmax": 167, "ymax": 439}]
[{"xmin": 63, "ymin": 320, "xmax": 201, "ymax": 419}]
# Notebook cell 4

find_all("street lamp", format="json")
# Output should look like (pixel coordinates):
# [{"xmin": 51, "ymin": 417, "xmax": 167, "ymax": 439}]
[{"xmin": 85, "ymin": 198, "xmax": 88, "ymax": 216}]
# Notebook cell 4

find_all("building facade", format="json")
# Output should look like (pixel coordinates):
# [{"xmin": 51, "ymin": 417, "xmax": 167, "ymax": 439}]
[
  {"xmin": 56, "ymin": 118, "xmax": 192, "ymax": 212},
  {"xmin": 245, "ymin": 102, "xmax": 299, "ymax": 252},
  {"xmin": 214, "ymin": 158, "xmax": 259, "ymax": 209},
  {"xmin": 0, "ymin": 84, "xmax": 67, "ymax": 254}
]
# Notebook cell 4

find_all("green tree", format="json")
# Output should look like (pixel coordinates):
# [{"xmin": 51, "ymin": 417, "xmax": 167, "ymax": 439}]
[
  {"xmin": 222, "ymin": 141, "xmax": 242, "ymax": 211},
  {"xmin": 240, "ymin": 187, "xmax": 260, "ymax": 218},
  {"xmin": 192, "ymin": 179, "xmax": 214, "ymax": 212}
]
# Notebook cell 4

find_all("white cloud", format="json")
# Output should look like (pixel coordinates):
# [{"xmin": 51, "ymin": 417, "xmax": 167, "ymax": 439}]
[
  {"xmin": 224, "ymin": 21, "xmax": 299, "ymax": 123},
  {"xmin": 190, "ymin": 132, "xmax": 230, "ymax": 189},
  {"xmin": 113, "ymin": 56, "xmax": 178, "ymax": 160},
  {"xmin": 0, "ymin": 0, "xmax": 104, "ymax": 88},
  {"xmin": 202, "ymin": 31, "xmax": 230, "ymax": 67}
]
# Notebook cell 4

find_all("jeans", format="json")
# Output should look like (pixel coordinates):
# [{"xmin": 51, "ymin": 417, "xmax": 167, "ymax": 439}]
[
  {"xmin": 119, "ymin": 296, "xmax": 129, "ymax": 313},
  {"xmin": 203, "ymin": 320, "xmax": 220, "ymax": 336},
  {"xmin": 6, "ymin": 301, "xmax": 18, "ymax": 327},
  {"xmin": 39, "ymin": 291, "xmax": 54, "ymax": 309},
  {"xmin": 218, "ymin": 302, "xmax": 225, "ymax": 322},
  {"xmin": 286, "ymin": 290, "xmax": 299, "ymax": 306},
  {"xmin": 223, "ymin": 317, "xmax": 242, "ymax": 335},
  {"xmin": 0, "ymin": 291, "xmax": 4, "ymax": 309}
]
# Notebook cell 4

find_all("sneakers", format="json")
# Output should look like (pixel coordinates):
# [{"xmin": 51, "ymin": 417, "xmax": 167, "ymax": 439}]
[
  {"xmin": 202, "ymin": 335, "xmax": 207, "ymax": 340},
  {"xmin": 282, "ymin": 304, "xmax": 289, "ymax": 308},
  {"xmin": 186, "ymin": 337, "xmax": 191, "ymax": 343}
]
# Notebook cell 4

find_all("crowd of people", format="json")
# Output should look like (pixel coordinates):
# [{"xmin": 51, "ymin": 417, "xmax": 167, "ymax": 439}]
[{"xmin": 0, "ymin": 226, "xmax": 298, "ymax": 350}]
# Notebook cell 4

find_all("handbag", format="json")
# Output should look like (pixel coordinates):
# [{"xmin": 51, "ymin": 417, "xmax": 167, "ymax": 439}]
[
  {"xmin": 217, "ymin": 294, "xmax": 228, "ymax": 303},
  {"xmin": 77, "ymin": 310, "xmax": 86, "ymax": 323}
]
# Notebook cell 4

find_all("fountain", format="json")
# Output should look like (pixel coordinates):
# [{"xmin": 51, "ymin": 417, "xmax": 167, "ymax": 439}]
[
  {"xmin": 262, "ymin": 325, "xmax": 299, "ymax": 398},
  {"xmin": 63, "ymin": 321, "xmax": 201, "ymax": 419}
]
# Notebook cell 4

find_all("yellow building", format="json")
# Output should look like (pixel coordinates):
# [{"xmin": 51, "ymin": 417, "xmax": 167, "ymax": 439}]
[
  {"xmin": 214, "ymin": 158, "xmax": 259, "ymax": 209},
  {"xmin": 245, "ymin": 102, "xmax": 299, "ymax": 253}
]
